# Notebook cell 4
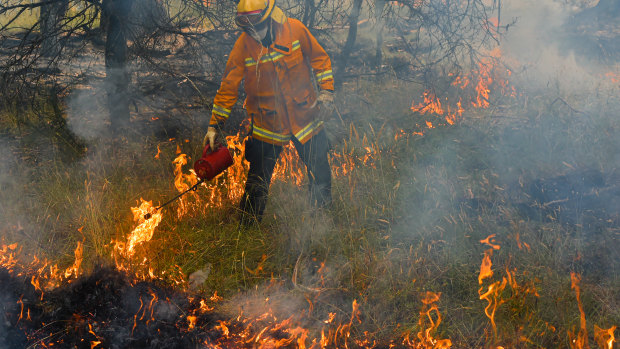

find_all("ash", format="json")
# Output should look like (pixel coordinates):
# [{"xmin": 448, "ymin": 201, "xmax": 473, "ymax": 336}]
[{"xmin": 0, "ymin": 266, "xmax": 236, "ymax": 349}]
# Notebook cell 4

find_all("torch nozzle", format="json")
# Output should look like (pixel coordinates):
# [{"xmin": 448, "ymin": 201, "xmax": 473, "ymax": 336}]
[{"xmin": 142, "ymin": 179, "xmax": 205, "ymax": 220}]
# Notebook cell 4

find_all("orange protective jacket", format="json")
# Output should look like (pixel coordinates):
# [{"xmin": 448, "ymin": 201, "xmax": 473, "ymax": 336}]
[{"xmin": 209, "ymin": 18, "xmax": 334, "ymax": 145}]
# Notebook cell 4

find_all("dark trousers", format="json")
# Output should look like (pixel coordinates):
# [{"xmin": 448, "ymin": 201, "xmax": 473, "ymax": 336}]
[{"xmin": 240, "ymin": 129, "xmax": 332, "ymax": 225}]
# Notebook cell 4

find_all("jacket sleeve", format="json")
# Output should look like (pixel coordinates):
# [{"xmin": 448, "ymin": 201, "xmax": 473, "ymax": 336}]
[
  {"xmin": 209, "ymin": 37, "xmax": 246, "ymax": 126},
  {"xmin": 296, "ymin": 20, "xmax": 334, "ymax": 92}
]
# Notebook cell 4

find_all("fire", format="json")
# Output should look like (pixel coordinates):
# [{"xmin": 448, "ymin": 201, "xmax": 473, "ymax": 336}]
[
  {"xmin": 114, "ymin": 199, "xmax": 163, "ymax": 258},
  {"xmin": 594, "ymin": 325, "xmax": 616, "ymax": 349},
  {"xmin": 173, "ymin": 153, "xmax": 199, "ymax": 217},
  {"xmin": 569, "ymin": 272, "xmax": 589, "ymax": 349},
  {"xmin": 479, "ymin": 278, "xmax": 507, "ymax": 335},
  {"xmin": 411, "ymin": 47, "xmax": 515, "ymax": 135},
  {"xmin": 478, "ymin": 234, "xmax": 505, "ymax": 336},
  {"xmin": 478, "ymin": 234, "xmax": 500, "ymax": 285},
  {"xmin": 402, "ymin": 291, "xmax": 452, "ymax": 348},
  {"xmin": 480, "ymin": 234, "xmax": 501, "ymax": 250},
  {"xmin": 1, "ymin": 105, "xmax": 615, "ymax": 348},
  {"xmin": 412, "ymin": 91, "xmax": 445, "ymax": 115},
  {"xmin": 1, "ymin": 234, "xmax": 90, "ymax": 292},
  {"xmin": 63, "ymin": 240, "xmax": 83, "ymax": 279},
  {"xmin": 161, "ymin": 125, "xmax": 381, "ymax": 223},
  {"xmin": 273, "ymin": 143, "xmax": 306, "ymax": 186},
  {"xmin": 0, "ymin": 243, "xmax": 19, "ymax": 270},
  {"xmin": 478, "ymin": 248, "xmax": 494, "ymax": 284}
]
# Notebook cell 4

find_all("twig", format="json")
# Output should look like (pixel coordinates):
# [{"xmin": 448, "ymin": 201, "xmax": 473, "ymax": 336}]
[
  {"xmin": 549, "ymin": 97, "xmax": 584, "ymax": 114},
  {"xmin": 292, "ymin": 253, "xmax": 324, "ymax": 294}
]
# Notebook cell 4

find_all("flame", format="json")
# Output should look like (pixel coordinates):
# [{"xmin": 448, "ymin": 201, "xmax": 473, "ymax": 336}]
[
  {"xmin": 63, "ymin": 240, "xmax": 83, "ymax": 279},
  {"xmin": 412, "ymin": 91, "xmax": 445, "ymax": 115},
  {"xmin": 478, "ymin": 235, "xmax": 504, "ymax": 336},
  {"xmin": 116, "ymin": 199, "xmax": 163, "ymax": 258},
  {"xmin": 480, "ymin": 234, "xmax": 501, "ymax": 250},
  {"xmin": 405, "ymin": 291, "xmax": 452, "ymax": 348},
  {"xmin": 479, "ymin": 278, "xmax": 507, "ymax": 335},
  {"xmin": 215, "ymin": 320, "xmax": 229, "ymax": 336},
  {"xmin": 478, "ymin": 248, "xmax": 494, "ymax": 284},
  {"xmin": 514, "ymin": 233, "xmax": 531, "ymax": 251},
  {"xmin": 172, "ymin": 153, "xmax": 199, "ymax": 217},
  {"xmin": 569, "ymin": 272, "xmax": 589, "ymax": 349},
  {"xmin": 478, "ymin": 234, "xmax": 500, "ymax": 285},
  {"xmin": 2, "ymin": 237, "xmax": 90, "ymax": 292},
  {"xmin": 0, "ymin": 243, "xmax": 19, "ymax": 270},
  {"xmin": 161, "ymin": 126, "xmax": 380, "ymax": 225},
  {"xmin": 594, "ymin": 325, "xmax": 616, "ymax": 349},
  {"xmin": 401, "ymin": 292, "xmax": 452, "ymax": 348},
  {"xmin": 273, "ymin": 143, "xmax": 306, "ymax": 186},
  {"xmin": 187, "ymin": 315, "xmax": 197, "ymax": 331},
  {"xmin": 411, "ymin": 47, "xmax": 515, "ymax": 136}
]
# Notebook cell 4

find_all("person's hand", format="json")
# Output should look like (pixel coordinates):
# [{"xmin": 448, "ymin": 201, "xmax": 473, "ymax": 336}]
[
  {"xmin": 203, "ymin": 126, "xmax": 218, "ymax": 150},
  {"xmin": 316, "ymin": 90, "xmax": 335, "ymax": 122}
]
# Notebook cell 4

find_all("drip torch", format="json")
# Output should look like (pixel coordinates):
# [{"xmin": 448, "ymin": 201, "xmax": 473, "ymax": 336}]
[{"xmin": 143, "ymin": 144, "xmax": 233, "ymax": 219}]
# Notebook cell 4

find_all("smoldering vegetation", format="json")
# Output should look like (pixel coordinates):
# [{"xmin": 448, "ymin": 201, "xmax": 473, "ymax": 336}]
[
  {"xmin": 0, "ymin": 266, "xmax": 251, "ymax": 348},
  {"xmin": 0, "ymin": 0, "xmax": 619, "ymax": 348}
]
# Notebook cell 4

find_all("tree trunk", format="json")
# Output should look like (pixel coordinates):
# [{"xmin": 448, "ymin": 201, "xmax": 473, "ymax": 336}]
[
  {"xmin": 102, "ymin": 0, "xmax": 135, "ymax": 132},
  {"xmin": 40, "ymin": 0, "xmax": 69, "ymax": 58},
  {"xmin": 302, "ymin": 0, "xmax": 322, "ymax": 28},
  {"xmin": 335, "ymin": 0, "xmax": 363, "ymax": 89},
  {"xmin": 302, "ymin": 0, "xmax": 313, "ymax": 27},
  {"xmin": 374, "ymin": 0, "xmax": 387, "ymax": 71}
]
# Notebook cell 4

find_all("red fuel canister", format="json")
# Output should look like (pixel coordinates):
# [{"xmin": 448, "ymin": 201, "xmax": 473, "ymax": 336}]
[{"xmin": 193, "ymin": 144, "xmax": 234, "ymax": 181}]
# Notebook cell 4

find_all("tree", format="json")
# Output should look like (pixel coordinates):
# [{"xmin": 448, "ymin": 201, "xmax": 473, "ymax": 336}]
[
  {"xmin": 102, "ymin": 0, "xmax": 135, "ymax": 132},
  {"xmin": 335, "ymin": 0, "xmax": 363, "ymax": 89},
  {"xmin": 40, "ymin": 0, "xmax": 69, "ymax": 58}
]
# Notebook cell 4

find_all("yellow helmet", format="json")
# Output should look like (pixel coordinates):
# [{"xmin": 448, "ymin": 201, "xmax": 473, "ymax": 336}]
[{"xmin": 236, "ymin": 0, "xmax": 286, "ymax": 28}]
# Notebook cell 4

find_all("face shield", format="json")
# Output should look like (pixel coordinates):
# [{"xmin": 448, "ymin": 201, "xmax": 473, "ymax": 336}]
[{"xmin": 236, "ymin": 11, "xmax": 270, "ymax": 43}]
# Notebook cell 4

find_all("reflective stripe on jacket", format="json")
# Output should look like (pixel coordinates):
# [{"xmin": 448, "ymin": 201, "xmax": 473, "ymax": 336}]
[{"xmin": 209, "ymin": 18, "xmax": 334, "ymax": 145}]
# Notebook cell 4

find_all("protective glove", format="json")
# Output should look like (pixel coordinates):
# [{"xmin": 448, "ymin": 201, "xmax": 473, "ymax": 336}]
[
  {"xmin": 203, "ymin": 126, "xmax": 218, "ymax": 150},
  {"xmin": 316, "ymin": 90, "xmax": 335, "ymax": 122}
]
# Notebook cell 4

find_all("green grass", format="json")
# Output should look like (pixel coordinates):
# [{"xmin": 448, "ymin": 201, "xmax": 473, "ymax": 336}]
[{"xmin": 1, "ymin": 77, "xmax": 618, "ymax": 347}]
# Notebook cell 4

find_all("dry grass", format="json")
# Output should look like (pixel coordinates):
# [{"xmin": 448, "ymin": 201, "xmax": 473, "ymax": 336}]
[{"xmin": 0, "ymin": 76, "xmax": 618, "ymax": 347}]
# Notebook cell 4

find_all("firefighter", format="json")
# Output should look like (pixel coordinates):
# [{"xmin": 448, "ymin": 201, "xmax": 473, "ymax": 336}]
[{"xmin": 204, "ymin": 0, "xmax": 335, "ymax": 225}]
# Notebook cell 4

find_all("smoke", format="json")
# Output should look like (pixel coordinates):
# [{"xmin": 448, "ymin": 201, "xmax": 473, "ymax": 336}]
[
  {"xmin": 66, "ymin": 81, "xmax": 110, "ymax": 142},
  {"xmin": 0, "ymin": 138, "xmax": 40, "ymax": 243},
  {"xmin": 386, "ymin": 0, "xmax": 620, "ymax": 285},
  {"xmin": 498, "ymin": 0, "xmax": 609, "ymax": 92}
]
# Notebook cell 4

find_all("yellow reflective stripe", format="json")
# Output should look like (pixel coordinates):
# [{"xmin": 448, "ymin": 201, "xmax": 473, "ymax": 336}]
[
  {"xmin": 316, "ymin": 70, "xmax": 333, "ymax": 82},
  {"xmin": 244, "ymin": 41, "xmax": 301, "ymax": 67},
  {"xmin": 264, "ymin": 52, "xmax": 285, "ymax": 62},
  {"xmin": 212, "ymin": 104, "xmax": 231, "ymax": 118},
  {"xmin": 213, "ymin": 104, "xmax": 231, "ymax": 115},
  {"xmin": 295, "ymin": 120, "xmax": 323, "ymax": 141},
  {"xmin": 212, "ymin": 110, "xmax": 229, "ymax": 118},
  {"xmin": 252, "ymin": 126, "xmax": 291, "ymax": 142},
  {"xmin": 316, "ymin": 70, "xmax": 332, "ymax": 78}
]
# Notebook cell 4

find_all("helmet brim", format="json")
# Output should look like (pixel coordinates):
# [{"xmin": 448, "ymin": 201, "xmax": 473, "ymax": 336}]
[{"xmin": 236, "ymin": 1, "xmax": 286, "ymax": 27}]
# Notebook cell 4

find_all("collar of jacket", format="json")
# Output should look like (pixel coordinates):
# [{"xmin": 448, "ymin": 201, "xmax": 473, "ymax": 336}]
[{"xmin": 243, "ymin": 19, "xmax": 294, "ymax": 59}]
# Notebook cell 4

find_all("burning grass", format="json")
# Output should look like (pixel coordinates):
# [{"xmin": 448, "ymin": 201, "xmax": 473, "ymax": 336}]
[{"xmin": 1, "ymin": 61, "xmax": 619, "ymax": 347}]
